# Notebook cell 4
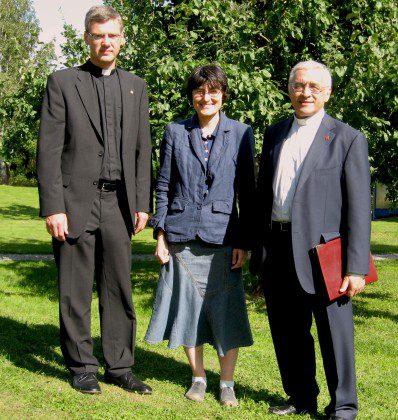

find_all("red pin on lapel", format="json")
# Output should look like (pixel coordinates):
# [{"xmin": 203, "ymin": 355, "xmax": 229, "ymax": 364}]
[{"xmin": 325, "ymin": 135, "xmax": 330, "ymax": 141}]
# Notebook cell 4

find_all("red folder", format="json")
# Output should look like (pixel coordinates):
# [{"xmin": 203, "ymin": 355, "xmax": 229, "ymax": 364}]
[{"xmin": 315, "ymin": 238, "xmax": 378, "ymax": 301}]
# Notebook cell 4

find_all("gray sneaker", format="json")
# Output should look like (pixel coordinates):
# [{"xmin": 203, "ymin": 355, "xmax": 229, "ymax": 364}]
[
  {"xmin": 220, "ymin": 386, "xmax": 238, "ymax": 407},
  {"xmin": 185, "ymin": 381, "xmax": 206, "ymax": 402}
]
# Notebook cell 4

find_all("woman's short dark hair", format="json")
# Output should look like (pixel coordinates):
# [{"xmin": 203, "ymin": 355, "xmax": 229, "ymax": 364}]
[{"xmin": 186, "ymin": 65, "xmax": 229, "ymax": 103}]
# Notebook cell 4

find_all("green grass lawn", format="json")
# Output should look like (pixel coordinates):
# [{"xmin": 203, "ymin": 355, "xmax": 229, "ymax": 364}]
[
  {"xmin": 0, "ymin": 185, "xmax": 156, "ymax": 255},
  {"xmin": 371, "ymin": 217, "xmax": 398, "ymax": 254},
  {"xmin": 0, "ymin": 185, "xmax": 397, "ymax": 418},
  {"xmin": 0, "ymin": 259, "xmax": 397, "ymax": 418}
]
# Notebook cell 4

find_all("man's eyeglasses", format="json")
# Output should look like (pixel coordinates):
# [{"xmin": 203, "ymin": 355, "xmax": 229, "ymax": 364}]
[
  {"xmin": 87, "ymin": 32, "xmax": 123, "ymax": 42},
  {"xmin": 192, "ymin": 89, "xmax": 222, "ymax": 99},
  {"xmin": 289, "ymin": 83, "xmax": 326, "ymax": 94}
]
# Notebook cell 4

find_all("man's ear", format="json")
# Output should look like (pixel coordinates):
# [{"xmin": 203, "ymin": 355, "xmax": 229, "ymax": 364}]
[
  {"xmin": 324, "ymin": 87, "xmax": 332, "ymax": 103},
  {"xmin": 120, "ymin": 33, "xmax": 126, "ymax": 46},
  {"xmin": 84, "ymin": 31, "xmax": 90, "ymax": 46}
]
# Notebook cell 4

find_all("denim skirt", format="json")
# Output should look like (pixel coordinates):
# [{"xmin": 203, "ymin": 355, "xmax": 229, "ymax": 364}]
[{"xmin": 145, "ymin": 241, "xmax": 253, "ymax": 356}]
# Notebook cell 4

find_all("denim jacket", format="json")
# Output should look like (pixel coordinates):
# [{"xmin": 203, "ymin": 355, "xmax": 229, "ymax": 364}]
[{"xmin": 153, "ymin": 112, "xmax": 256, "ymax": 249}]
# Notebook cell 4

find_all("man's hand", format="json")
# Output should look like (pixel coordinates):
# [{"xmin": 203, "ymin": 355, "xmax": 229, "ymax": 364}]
[
  {"xmin": 340, "ymin": 274, "xmax": 366, "ymax": 298},
  {"xmin": 231, "ymin": 248, "xmax": 247, "ymax": 269},
  {"xmin": 134, "ymin": 212, "xmax": 149, "ymax": 234},
  {"xmin": 155, "ymin": 229, "xmax": 170, "ymax": 264},
  {"xmin": 46, "ymin": 213, "xmax": 68, "ymax": 241}
]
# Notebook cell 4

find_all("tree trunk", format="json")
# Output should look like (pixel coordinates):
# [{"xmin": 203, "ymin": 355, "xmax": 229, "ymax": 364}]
[{"xmin": 0, "ymin": 160, "xmax": 10, "ymax": 184}]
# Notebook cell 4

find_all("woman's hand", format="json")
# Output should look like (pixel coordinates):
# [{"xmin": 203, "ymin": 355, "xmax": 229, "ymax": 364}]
[
  {"xmin": 231, "ymin": 248, "xmax": 247, "ymax": 269},
  {"xmin": 155, "ymin": 229, "xmax": 170, "ymax": 264}
]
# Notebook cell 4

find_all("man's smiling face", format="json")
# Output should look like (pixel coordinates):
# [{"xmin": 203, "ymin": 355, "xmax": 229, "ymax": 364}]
[{"xmin": 288, "ymin": 68, "xmax": 332, "ymax": 118}]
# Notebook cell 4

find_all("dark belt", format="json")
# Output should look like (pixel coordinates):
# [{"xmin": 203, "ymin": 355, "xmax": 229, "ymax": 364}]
[
  {"xmin": 98, "ymin": 179, "xmax": 119, "ymax": 192},
  {"xmin": 271, "ymin": 221, "xmax": 292, "ymax": 232}
]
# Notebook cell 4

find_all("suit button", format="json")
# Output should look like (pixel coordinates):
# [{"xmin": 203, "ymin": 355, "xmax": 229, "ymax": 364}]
[
  {"xmin": 98, "ymin": 151, "xmax": 104, "ymax": 157},
  {"xmin": 93, "ymin": 181, "xmax": 98, "ymax": 185}
]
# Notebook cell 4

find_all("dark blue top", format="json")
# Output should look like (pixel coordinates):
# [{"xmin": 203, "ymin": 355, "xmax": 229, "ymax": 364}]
[
  {"xmin": 201, "ymin": 123, "xmax": 218, "ymax": 195},
  {"xmin": 152, "ymin": 112, "xmax": 256, "ymax": 249}
]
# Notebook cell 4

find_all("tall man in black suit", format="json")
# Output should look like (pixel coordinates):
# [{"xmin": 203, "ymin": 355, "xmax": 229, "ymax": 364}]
[
  {"xmin": 253, "ymin": 61, "xmax": 371, "ymax": 419},
  {"xmin": 37, "ymin": 6, "xmax": 152, "ymax": 395}
]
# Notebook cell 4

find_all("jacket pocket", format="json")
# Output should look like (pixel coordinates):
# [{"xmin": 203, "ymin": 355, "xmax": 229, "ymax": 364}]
[
  {"xmin": 315, "ymin": 165, "xmax": 341, "ymax": 175},
  {"xmin": 212, "ymin": 201, "xmax": 232, "ymax": 214},
  {"xmin": 169, "ymin": 198, "xmax": 187, "ymax": 212}
]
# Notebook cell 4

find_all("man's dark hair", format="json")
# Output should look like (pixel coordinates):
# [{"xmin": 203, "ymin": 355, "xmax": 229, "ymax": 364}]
[
  {"xmin": 186, "ymin": 65, "xmax": 229, "ymax": 103},
  {"xmin": 85, "ymin": 6, "xmax": 123, "ymax": 33}
]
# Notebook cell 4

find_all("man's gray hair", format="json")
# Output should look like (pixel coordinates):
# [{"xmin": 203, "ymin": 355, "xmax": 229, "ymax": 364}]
[
  {"xmin": 85, "ymin": 5, "xmax": 123, "ymax": 33},
  {"xmin": 289, "ymin": 60, "xmax": 332, "ymax": 87}
]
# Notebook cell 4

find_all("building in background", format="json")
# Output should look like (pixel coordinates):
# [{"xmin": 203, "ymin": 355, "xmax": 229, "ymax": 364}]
[{"xmin": 373, "ymin": 183, "xmax": 398, "ymax": 219}]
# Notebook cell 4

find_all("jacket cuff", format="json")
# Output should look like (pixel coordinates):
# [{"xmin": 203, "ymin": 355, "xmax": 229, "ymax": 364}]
[{"xmin": 151, "ymin": 211, "xmax": 167, "ymax": 240}]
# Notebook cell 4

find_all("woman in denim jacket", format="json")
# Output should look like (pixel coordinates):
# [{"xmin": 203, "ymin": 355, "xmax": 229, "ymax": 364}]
[{"xmin": 146, "ymin": 65, "xmax": 255, "ymax": 407}]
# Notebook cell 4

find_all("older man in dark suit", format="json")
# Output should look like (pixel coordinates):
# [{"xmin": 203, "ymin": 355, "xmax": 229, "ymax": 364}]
[
  {"xmin": 37, "ymin": 6, "xmax": 152, "ymax": 395},
  {"xmin": 253, "ymin": 61, "xmax": 371, "ymax": 419}
]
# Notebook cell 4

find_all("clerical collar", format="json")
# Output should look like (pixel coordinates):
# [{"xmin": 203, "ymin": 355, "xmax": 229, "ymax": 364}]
[
  {"xmin": 86, "ymin": 60, "xmax": 116, "ymax": 77},
  {"xmin": 294, "ymin": 108, "xmax": 325, "ymax": 127}
]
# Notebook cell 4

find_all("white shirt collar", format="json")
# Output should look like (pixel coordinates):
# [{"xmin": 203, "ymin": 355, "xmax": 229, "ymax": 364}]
[
  {"xmin": 101, "ymin": 68, "xmax": 112, "ymax": 76},
  {"xmin": 294, "ymin": 108, "xmax": 325, "ymax": 127}
]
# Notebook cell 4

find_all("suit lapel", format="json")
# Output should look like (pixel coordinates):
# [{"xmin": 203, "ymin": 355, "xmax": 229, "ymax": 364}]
[
  {"xmin": 118, "ymin": 69, "xmax": 135, "ymax": 147},
  {"xmin": 75, "ymin": 66, "xmax": 103, "ymax": 143},
  {"xmin": 294, "ymin": 113, "xmax": 336, "ymax": 194},
  {"xmin": 207, "ymin": 112, "xmax": 231, "ymax": 173},
  {"xmin": 187, "ymin": 115, "xmax": 207, "ymax": 172},
  {"xmin": 271, "ymin": 116, "xmax": 293, "ymax": 174}
]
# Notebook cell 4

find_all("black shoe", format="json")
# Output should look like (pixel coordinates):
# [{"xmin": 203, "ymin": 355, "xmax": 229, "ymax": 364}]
[
  {"xmin": 104, "ymin": 371, "xmax": 152, "ymax": 394},
  {"xmin": 72, "ymin": 372, "xmax": 101, "ymax": 394},
  {"xmin": 268, "ymin": 404, "xmax": 316, "ymax": 415}
]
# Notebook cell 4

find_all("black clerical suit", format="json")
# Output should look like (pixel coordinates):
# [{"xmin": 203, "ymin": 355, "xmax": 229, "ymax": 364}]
[{"xmin": 37, "ymin": 61, "xmax": 152, "ymax": 377}]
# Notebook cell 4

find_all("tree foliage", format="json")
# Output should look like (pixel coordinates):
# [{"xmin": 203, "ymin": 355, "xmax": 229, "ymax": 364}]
[
  {"xmin": 0, "ymin": 70, "xmax": 49, "ymax": 180},
  {"xmin": 60, "ymin": 1, "xmax": 398, "ymax": 202},
  {"xmin": 0, "ymin": 0, "xmax": 54, "ymax": 182}
]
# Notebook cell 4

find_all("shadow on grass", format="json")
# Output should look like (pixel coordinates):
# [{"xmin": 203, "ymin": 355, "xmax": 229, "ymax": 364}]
[
  {"xmin": 0, "ymin": 239, "xmax": 154, "ymax": 256},
  {"xmin": 370, "ymin": 243, "xmax": 398, "ymax": 254},
  {"xmin": 130, "ymin": 261, "xmax": 159, "ymax": 309},
  {"xmin": 5, "ymin": 259, "xmax": 397, "ymax": 324},
  {"xmin": 0, "ymin": 315, "xmax": 285, "ymax": 407},
  {"xmin": 373, "ymin": 217, "xmax": 398, "ymax": 223},
  {"xmin": 1, "ymin": 260, "xmax": 158, "ymax": 303},
  {"xmin": 2, "ymin": 257, "xmax": 264, "ymax": 312},
  {"xmin": 133, "ymin": 347, "xmax": 287, "ymax": 407},
  {"xmin": 0, "ymin": 239, "xmax": 52, "ymax": 255},
  {"xmin": 1, "ymin": 260, "xmax": 59, "ymax": 300},
  {"xmin": 19, "ymin": 259, "xmax": 398, "ymax": 325},
  {"xmin": 0, "ymin": 316, "xmax": 68, "ymax": 380},
  {"xmin": 353, "ymin": 291, "xmax": 398, "ymax": 323},
  {"xmin": 132, "ymin": 239, "xmax": 156, "ymax": 255},
  {"xmin": 0, "ymin": 204, "xmax": 39, "ymax": 220}
]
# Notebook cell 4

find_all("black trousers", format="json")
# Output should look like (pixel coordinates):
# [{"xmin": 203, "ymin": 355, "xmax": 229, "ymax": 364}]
[
  {"xmin": 53, "ymin": 187, "xmax": 135, "ymax": 377},
  {"xmin": 261, "ymin": 230, "xmax": 358, "ymax": 420}
]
